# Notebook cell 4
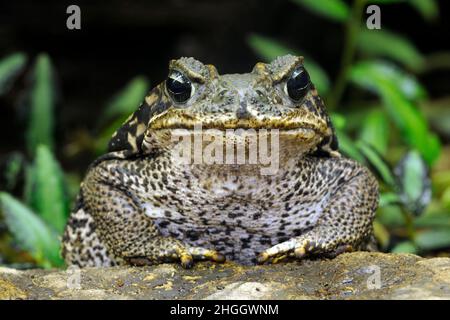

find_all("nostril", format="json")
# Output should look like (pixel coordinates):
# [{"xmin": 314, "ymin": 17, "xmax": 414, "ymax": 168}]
[{"xmin": 237, "ymin": 101, "xmax": 251, "ymax": 119}]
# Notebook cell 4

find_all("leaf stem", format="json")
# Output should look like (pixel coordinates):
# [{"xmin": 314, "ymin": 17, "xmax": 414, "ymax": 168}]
[
  {"xmin": 401, "ymin": 208, "xmax": 416, "ymax": 243},
  {"xmin": 327, "ymin": 0, "xmax": 366, "ymax": 109}
]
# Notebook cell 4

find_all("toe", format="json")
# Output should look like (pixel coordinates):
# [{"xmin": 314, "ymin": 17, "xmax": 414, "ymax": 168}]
[
  {"xmin": 256, "ymin": 252, "xmax": 270, "ymax": 264},
  {"xmin": 256, "ymin": 238, "xmax": 297, "ymax": 264},
  {"xmin": 210, "ymin": 251, "xmax": 226, "ymax": 263},
  {"xmin": 188, "ymin": 247, "xmax": 226, "ymax": 263},
  {"xmin": 294, "ymin": 246, "xmax": 307, "ymax": 259},
  {"xmin": 180, "ymin": 253, "xmax": 194, "ymax": 269}
]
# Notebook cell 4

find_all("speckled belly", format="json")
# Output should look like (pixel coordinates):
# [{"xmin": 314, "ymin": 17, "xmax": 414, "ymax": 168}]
[
  {"xmin": 152, "ymin": 203, "xmax": 323, "ymax": 264},
  {"xmin": 136, "ymin": 160, "xmax": 331, "ymax": 264}
]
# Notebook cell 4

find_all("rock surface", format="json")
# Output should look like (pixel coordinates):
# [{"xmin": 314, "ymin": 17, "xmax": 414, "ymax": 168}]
[{"xmin": 1, "ymin": 252, "xmax": 449, "ymax": 300}]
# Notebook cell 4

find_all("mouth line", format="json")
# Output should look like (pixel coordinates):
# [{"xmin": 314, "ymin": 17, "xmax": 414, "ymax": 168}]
[
  {"xmin": 149, "ymin": 121, "xmax": 321, "ymax": 132},
  {"xmin": 150, "ymin": 126, "xmax": 320, "ymax": 136}
]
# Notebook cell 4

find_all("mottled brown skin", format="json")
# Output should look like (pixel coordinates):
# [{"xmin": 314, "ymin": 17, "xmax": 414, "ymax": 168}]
[{"xmin": 62, "ymin": 55, "xmax": 379, "ymax": 268}]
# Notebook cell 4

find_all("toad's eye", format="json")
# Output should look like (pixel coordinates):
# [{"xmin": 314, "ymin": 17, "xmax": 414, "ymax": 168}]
[
  {"xmin": 166, "ymin": 70, "xmax": 193, "ymax": 103},
  {"xmin": 286, "ymin": 67, "xmax": 310, "ymax": 102}
]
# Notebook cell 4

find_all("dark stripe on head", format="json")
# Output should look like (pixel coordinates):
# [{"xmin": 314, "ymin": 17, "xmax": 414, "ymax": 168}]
[{"xmin": 107, "ymin": 85, "xmax": 168, "ymax": 154}]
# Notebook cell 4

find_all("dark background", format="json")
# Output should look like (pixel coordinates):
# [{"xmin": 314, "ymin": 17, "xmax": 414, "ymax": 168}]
[{"xmin": 1, "ymin": 0, "xmax": 449, "ymax": 171}]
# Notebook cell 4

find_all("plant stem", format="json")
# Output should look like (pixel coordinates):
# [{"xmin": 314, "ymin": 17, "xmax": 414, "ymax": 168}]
[
  {"xmin": 327, "ymin": 0, "xmax": 366, "ymax": 110},
  {"xmin": 401, "ymin": 208, "xmax": 416, "ymax": 243}
]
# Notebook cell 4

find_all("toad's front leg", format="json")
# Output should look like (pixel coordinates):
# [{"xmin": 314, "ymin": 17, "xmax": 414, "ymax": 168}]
[
  {"xmin": 75, "ymin": 171, "xmax": 225, "ymax": 268},
  {"xmin": 257, "ymin": 158, "xmax": 379, "ymax": 264}
]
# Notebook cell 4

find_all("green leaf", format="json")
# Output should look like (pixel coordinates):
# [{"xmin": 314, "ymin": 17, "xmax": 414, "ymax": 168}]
[
  {"xmin": 291, "ymin": 0, "xmax": 349, "ymax": 22},
  {"xmin": 369, "ymin": 0, "xmax": 404, "ymax": 3},
  {"xmin": 377, "ymin": 204, "xmax": 405, "ymax": 227},
  {"xmin": 414, "ymin": 213, "xmax": 450, "ymax": 228},
  {"xmin": 432, "ymin": 170, "xmax": 450, "ymax": 196},
  {"xmin": 367, "ymin": 0, "xmax": 438, "ymax": 21},
  {"xmin": 330, "ymin": 112, "xmax": 346, "ymax": 130},
  {"xmin": 379, "ymin": 192, "xmax": 401, "ymax": 207},
  {"xmin": 25, "ymin": 53, "xmax": 56, "ymax": 155},
  {"xmin": 443, "ymin": 187, "xmax": 450, "ymax": 212},
  {"xmin": 23, "ymin": 164, "xmax": 33, "ymax": 207},
  {"xmin": 2, "ymin": 152, "xmax": 24, "ymax": 191},
  {"xmin": 391, "ymin": 241, "xmax": 418, "ymax": 254},
  {"xmin": 350, "ymin": 61, "xmax": 441, "ymax": 165},
  {"xmin": 394, "ymin": 150, "xmax": 431, "ymax": 215},
  {"xmin": 96, "ymin": 115, "xmax": 130, "ymax": 155},
  {"xmin": 373, "ymin": 219, "xmax": 390, "ymax": 249},
  {"xmin": 357, "ymin": 29, "xmax": 425, "ymax": 72},
  {"xmin": 335, "ymin": 129, "xmax": 365, "ymax": 163},
  {"xmin": 339, "ymin": 108, "xmax": 374, "ymax": 131},
  {"xmin": 357, "ymin": 141, "xmax": 396, "ymax": 187},
  {"xmin": 350, "ymin": 60, "xmax": 426, "ymax": 100},
  {"xmin": 27, "ymin": 145, "xmax": 69, "ymax": 234},
  {"xmin": 423, "ymin": 99, "xmax": 450, "ymax": 138},
  {"xmin": 248, "ymin": 34, "xmax": 292, "ymax": 62},
  {"xmin": 247, "ymin": 34, "xmax": 330, "ymax": 93},
  {"xmin": 408, "ymin": 0, "xmax": 438, "ymax": 21},
  {"xmin": 359, "ymin": 109, "xmax": 389, "ymax": 155},
  {"xmin": 416, "ymin": 229, "xmax": 450, "ymax": 251},
  {"xmin": 0, "ymin": 192, "xmax": 64, "ymax": 268},
  {"xmin": 0, "ymin": 52, "xmax": 27, "ymax": 95},
  {"xmin": 101, "ymin": 76, "xmax": 149, "ymax": 125}
]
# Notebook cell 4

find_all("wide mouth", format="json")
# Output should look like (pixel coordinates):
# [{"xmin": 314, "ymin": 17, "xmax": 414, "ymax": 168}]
[
  {"xmin": 160, "ymin": 127, "xmax": 317, "ymax": 137},
  {"xmin": 148, "ymin": 109, "xmax": 327, "ymax": 134},
  {"xmin": 151, "ymin": 123, "xmax": 319, "ymax": 132},
  {"xmin": 148, "ymin": 124, "xmax": 322, "ymax": 146}
]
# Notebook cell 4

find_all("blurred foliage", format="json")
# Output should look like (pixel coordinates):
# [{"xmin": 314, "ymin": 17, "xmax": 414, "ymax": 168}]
[
  {"xmin": 356, "ymin": 29, "xmax": 425, "ymax": 71},
  {"xmin": 0, "ymin": 53, "xmax": 27, "ymax": 96},
  {"xmin": 25, "ymin": 54, "xmax": 57, "ymax": 156},
  {"xmin": 291, "ymin": 0, "xmax": 350, "ymax": 22},
  {"xmin": 0, "ymin": 0, "xmax": 449, "ymax": 268},
  {"xmin": 0, "ymin": 53, "xmax": 148, "ymax": 268},
  {"xmin": 95, "ymin": 76, "xmax": 150, "ymax": 155},
  {"xmin": 0, "ymin": 192, "xmax": 63, "ymax": 267},
  {"xmin": 24, "ymin": 145, "xmax": 70, "ymax": 234}
]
